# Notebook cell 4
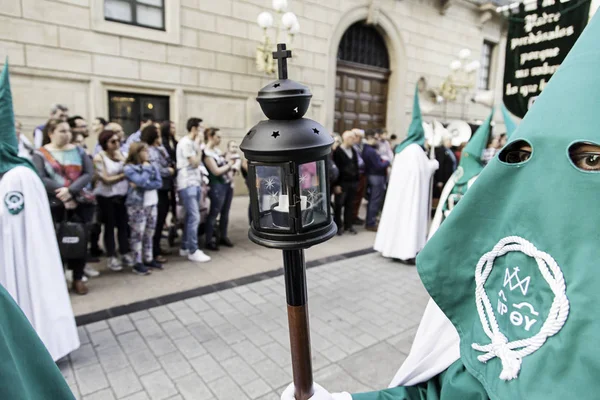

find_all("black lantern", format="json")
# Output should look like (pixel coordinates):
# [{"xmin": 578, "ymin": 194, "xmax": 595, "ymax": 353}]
[{"xmin": 240, "ymin": 44, "xmax": 337, "ymax": 400}]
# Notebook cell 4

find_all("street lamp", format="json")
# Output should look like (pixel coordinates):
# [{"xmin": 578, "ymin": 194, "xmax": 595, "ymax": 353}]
[
  {"xmin": 256, "ymin": 0, "xmax": 300, "ymax": 75},
  {"xmin": 440, "ymin": 48, "xmax": 481, "ymax": 119},
  {"xmin": 240, "ymin": 43, "xmax": 337, "ymax": 400}
]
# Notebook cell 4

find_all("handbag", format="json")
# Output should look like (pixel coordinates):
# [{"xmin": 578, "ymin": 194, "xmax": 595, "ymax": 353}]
[{"xmin": 56, "ymin": 211, "xmax": 88, "ymax": 260}]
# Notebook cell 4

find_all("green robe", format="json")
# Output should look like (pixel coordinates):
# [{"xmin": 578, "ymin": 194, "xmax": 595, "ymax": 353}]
[
  {"xmin": 0, "ymin": 284, "xmax": 74, "ymax": 399},
  {"xmin": 353, "ymin": 361, "xmax": 488, "ymax": 400}
]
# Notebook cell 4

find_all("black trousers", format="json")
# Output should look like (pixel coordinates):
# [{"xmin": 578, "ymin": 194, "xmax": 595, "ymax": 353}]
[
  {"xmin": 97, "ymin": 195, "xmax": 129, "ymax": 257},
  {"xmin": 51, "ymin": 204, "xmax": 94, "ymax": 281},
  {"xmin": 153, "ymin": 190, "xmax": 170, "ymax": 257},
  {"xmin": 334, "ymin": 181, "xmax": 358, "ymax": 231}
]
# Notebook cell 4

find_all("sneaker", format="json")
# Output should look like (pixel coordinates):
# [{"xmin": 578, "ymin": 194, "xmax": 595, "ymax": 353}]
[
  {"xmin": 179, "ymin": 249, "xmax": 189, "ymax": 257},
  {"xmin": 122, "ymin": 254, "xmax": 135, "ymax": 268},
  {"xmin": 345, "ymin": 228, "xmax": 358, "ymax": 235},
  {"xmin": 188, "ymin": 250, "xmax": 211, "ymax": 263},
  {"xmin": 107, "ymin": 257, "xmax": 123, "ymax": 272},
  {"xmin": 84, "ymin": 265, "xmax": 100, "ymax": 278},
  {"xmin": 144, "ymin": 260, "xmax": 164, "ymax": 270},
  {"xmin": 132, "ymin": 264, "xmax": 152, "ymax": 275}
]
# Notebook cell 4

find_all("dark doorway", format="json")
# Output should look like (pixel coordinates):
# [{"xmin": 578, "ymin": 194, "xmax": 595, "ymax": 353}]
[
  {"xmin": 108, "ymin": 91, "xmax": 170, "ymax": 137},
  {"xmin": 334, "ymin": 21, "xmax": 390, "ymax": 134}
]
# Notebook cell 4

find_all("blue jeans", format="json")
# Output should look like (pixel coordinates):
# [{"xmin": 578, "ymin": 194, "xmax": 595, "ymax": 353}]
[
  {"xmin": 366, "ymin": 175, "xmax": 387, "ymax": 227},
  {"xmin": 206, "ymin": 183, "xmax": 233, "ymax": 246},
  {"xmin": 179, "ymin": 185, "xmax": 201, "ymax": 253}
]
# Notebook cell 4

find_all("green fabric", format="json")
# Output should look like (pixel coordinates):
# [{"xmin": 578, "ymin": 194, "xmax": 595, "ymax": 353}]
[
  {"xmin": 417, "ymin": 13, "xmax": 600, "ymax": 400},
  {"xmin": 501, "ymin": 104, "xmax": 517, "ymax": 139},
  {"xmin": 0, "ymin": 284, "xmax": 74, "ymax": 399},
  {"xmin": 395, "ymin": 85, "xmax": 425, "ymax": 154},
  {"xmin": 352, "ymin": 360, "xmax": 488, "ymax": 400},
  {"xmin": 0, "ymin": 60, "xmax": 35, "ymax": 175},
  {"xmin": 454, "ymin": 109, "xmax": 493, "ymax": 186}
]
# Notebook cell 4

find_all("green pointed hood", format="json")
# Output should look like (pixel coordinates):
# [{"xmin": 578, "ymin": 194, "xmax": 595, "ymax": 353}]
[
  {"xmin": 501, "ymin": 104, "xmax": 517, "ymax": 139},
  {"xmin": 0, "ymin": 60, "xmax": 35, "ymax": 175},
  {"xmin": 454, "ymin": 108, "xmax": 494, "ymax": 186},
  {"xmin": 395, "ymin": 84, "xmax": 425, "ymax": 154},
  {"xmin": 418, "ymin": 13, "xmax": 599, "ymax": 400}
]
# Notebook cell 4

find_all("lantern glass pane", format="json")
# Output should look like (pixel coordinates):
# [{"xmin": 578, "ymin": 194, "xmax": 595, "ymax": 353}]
[
  {"xmin": 298, "ymin": 159, "xmax": 328, "ymax": 228},
  {"xmin": 255, "ymin": 165, "xmax": 290, "ymax": 230}
]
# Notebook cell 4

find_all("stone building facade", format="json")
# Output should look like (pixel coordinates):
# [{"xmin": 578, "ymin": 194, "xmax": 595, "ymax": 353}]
[{"xmin": 1, "ymin": 0, "xmax": 508, "ymax": 147}]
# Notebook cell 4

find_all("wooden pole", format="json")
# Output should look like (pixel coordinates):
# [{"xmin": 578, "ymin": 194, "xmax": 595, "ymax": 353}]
[{"xmin": 282, "ymin": 249, "xmax": 314, "ymax": 400}]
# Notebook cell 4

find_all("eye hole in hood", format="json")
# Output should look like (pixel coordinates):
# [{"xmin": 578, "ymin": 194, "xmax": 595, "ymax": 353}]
[
  {"xmin": 499, "ymin": 140, "xmax": 533, "ymax": 165},
  {"xmin": 568, "ymin": 142, "xmax": 600, "ymax": 172}
]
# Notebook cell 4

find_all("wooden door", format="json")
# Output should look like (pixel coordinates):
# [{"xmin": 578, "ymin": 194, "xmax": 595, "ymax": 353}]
[{"xmin": 334, "ymin": 60, "xmax": 389, "ymax": 134}]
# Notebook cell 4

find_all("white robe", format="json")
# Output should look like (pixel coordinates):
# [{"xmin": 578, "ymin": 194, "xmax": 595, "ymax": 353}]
[
  {"xmin": 388, "ymin": 172, "xmax": 481, "ymax": 387},
  {"xmin": 374, "ymin": 144, "xmax": 439, "ymax": 260},
  {"xmin": 0, "ymin": 166, "xmax": 79, "ymax": 361}
]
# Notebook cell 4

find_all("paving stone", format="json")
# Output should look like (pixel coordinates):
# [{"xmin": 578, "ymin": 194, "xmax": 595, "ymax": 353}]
[
  {"xmin": 108, "ymin": 315, "xmax": 136, "ymax": 335},
  {"xmin": 184, "ymin": 297, "xmax": 211, "ymax": 313},
  {"xmin": 70, "ymin": 344, "xmax": 99, "ymax": 370},
  {"xmin": 96, "ymin": 344, "xmax": 130, "ymax": 372},
  {"xmin": 128, "ymin": 349, "xmax": 161, "ymax": 376},
  {"xmin": 200, "ymin": 310, "xmax": 227, "ymax": 327},
  {"xmin": 188, "ymin": 354, "xmax": 226, "ymax": 383},
  {"xmin": 242, "ymin": 378, "xmax": 272, "ymax": 399},
  {"xmin": 220, "ymin": 356, "xmax": 259, "ymax": 385},
  {"xmin": 187, "ymin": 322, "xmax": 218, "ymax": 343},
  {"xmin": 89, "ymin": 329, "xmax": 119, "ymax": 350},
  {"xmin": 172, "ymin": 307, "xmax": 202, "ymax": 326},
  {"xmin": 139, "ymin": 370, "xmax": 178, "ymax": 400},
  {"xmin": 75, "ymin": 363, "xmax": 109, "ymax": 395},
  {"xmin": 259, "ymin": 342, "xmax": 289, "ymax": 367},
  {"xmin": 158, "ymin": 352, "xmax": 194, "ymax": 380},
  {"xmin": 203, "ymin": 337, "xmax": 237, "ymax": 361},
  {"xmin": 149, "ymin": 306, "xmax": 176, "ymax": 323},
  {"xmin": 118, "ymin": 331, "xmax": 149, "ymax": 355},
  {"xmin": 231, "ymin": 339, "xmax": 268, "ymax": 365},
  {"xmin": 160, "ymin": 320, "xmax": 189, "ymax": 341},
  {"xmin": 253, "ymin": 358, "xmax": 292, "ymax": 390},
  {"xmin": 82, "ymin": 388, "xmax": 115, "ymax": 400},
  {"xmin": 121, "ymin": 392, "xmax": 150, "ymax": 400},
  {"xmin": 172, "ymin": 335, "xmax": 207, "ymax": 360},
  {"xmin": 147, "ymin": 336, "xmax": 178, "ymax": 358},
  {"xmin": 106, "ymin": 367, "xmax": 143, "ymax": 398},
  {"xmin": 129, "ymin": 310, "xmax": 152, "ymax": 321},
  {"xmin": 174, "ymin": 373, "xmax": 213, "ymax": 400},
  {"xmin": 78, "ymin": 326, "xmax": 91, "ymax": 345},
  {"xmin": 205, "ymin": 376, "xmax": 250, "ymax": 400},
  {"xmin": 134, "ymin": 318, "xmax": 164, "ymax": 340},
  {"xmin": 86, "ymin": 320, "xmax": 109, "ymax": 334}
]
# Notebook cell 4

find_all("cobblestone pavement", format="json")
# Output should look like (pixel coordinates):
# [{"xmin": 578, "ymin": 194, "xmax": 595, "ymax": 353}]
[{"xmin": 61, "ymin": 253, "xmax": 430, "ymax": 400}]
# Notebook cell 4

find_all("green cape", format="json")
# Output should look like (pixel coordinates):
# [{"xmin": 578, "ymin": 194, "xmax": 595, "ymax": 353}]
[
  {"xmin": 0, "ymin": 60, "xmax": 35, "ymax": 176},
  {"xmin": 0, "ymin": 283, "xmax": 74, "ymax": 398},
  {"xmin": 395, "ymin": 85, "xmax": 425, "ymax": 154},
  {"xmin": 417, "ymin": 12, "xmax": 600, "ymax": 400}
]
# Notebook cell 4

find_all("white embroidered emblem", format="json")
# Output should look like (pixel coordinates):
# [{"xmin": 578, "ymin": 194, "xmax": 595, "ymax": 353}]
[{"xmin": 472, "ymin": 236, "xmax": 569, "ymax": 381}]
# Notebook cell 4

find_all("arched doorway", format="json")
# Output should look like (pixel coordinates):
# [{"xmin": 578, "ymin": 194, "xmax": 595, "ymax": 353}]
[{"xmin": 334, "ymin": 21, "xmax": 390, "ymax": 133}]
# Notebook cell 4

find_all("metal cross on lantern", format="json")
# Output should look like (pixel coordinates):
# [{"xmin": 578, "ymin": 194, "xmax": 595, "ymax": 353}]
[{"xmin": 240, "ymin": 43, "xmax": 337, "ymax": 400}]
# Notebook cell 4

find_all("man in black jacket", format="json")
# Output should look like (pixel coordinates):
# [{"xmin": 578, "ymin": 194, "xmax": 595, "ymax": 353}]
[
  {"xmin": 332, "ymin": 130, "xmax": 359, "ymax": 235},
  {"xmin": 363, "ymin": 130, "xmax": 390, "ymax": 231}
]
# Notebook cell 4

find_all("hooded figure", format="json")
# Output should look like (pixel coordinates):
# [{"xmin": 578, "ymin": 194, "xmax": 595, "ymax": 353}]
[
  {"xmin": 374, "ymin": 85, "xmax": 439, "ymax": 262},
  {"xmin": 0, "ymin": 61, "xmax": 80, "ymax": 361},
  {"xmin": 429, "ymin": 109, "xmax": 493, "ymax": 238},
  {"xmin": 281, "ymin": 12, "xmax": 600, "ymax": 400}
]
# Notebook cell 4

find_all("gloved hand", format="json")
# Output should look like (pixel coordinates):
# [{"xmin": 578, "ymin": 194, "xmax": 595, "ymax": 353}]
[{"xmin": 281, "ymin": 383, "xmax": 352, "ymax": 400}]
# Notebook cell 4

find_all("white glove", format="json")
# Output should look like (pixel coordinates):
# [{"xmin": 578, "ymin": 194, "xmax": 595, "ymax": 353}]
[{"xmin": 281, "ymin": 383, "xmax": 352, "ymax": 400}]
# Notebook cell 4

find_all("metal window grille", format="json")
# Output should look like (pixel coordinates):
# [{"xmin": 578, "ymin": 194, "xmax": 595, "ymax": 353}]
[
  {"xmin": 478, "ymin": 40, "xmax": 495, "ymax": 90},
  {"xmin": 104, "ymin": 0, "xmax": 165, "ymax": 31},
  {"xmin": 337, "ymin": 22, "xmax": 390, "ymax": 69}
]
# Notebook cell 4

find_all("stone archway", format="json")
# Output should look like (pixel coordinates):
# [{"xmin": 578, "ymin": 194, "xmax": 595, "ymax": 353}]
[{"xmin": 323, "ymin": 6, "xmax": 408, "ymax": 135}]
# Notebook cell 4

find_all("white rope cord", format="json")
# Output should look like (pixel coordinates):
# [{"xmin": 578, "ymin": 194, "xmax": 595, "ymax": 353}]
[{"xmin": 472, "ymin": 236, "xmax": 570, "ymax": 381}]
